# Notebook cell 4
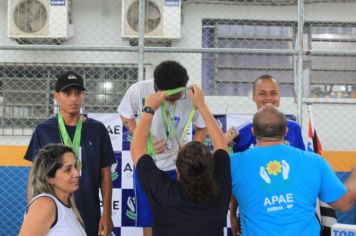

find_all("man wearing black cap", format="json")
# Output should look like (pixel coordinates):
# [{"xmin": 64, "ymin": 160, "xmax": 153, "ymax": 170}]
[
  {"xmin": 117, "ymin": 60, "xmax": 207, "ymax": 236},
  {"xmin": 24, "ymin": 71, "xmax": 116, "ymax": 236}
]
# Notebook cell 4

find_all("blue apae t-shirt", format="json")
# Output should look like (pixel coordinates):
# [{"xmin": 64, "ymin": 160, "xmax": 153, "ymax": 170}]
[
  {"xmin": 230, "ymin": 144, "xmax": 346, "ymax": 236},
  {"xmin": 24, "ymin": 116, "xmax": 116, "ymax": 235},
  {"xmin": 232, "ymin": 120, "xmax": 305, "ymax": 152}
]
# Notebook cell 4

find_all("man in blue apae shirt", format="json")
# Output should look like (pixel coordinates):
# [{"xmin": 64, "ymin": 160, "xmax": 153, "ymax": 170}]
[
  {"xmin": 225, "ymin": 74, "xmax": 305, "ymax": 235},
  {"xmin": 230, "ymin": 104, "xmax": 356, "ymax": 236}
]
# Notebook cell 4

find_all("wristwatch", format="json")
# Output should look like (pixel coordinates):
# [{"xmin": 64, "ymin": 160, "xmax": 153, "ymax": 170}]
[{"xmin": 142, "ymin": 106, "xmax": 154, "ymax": 115}]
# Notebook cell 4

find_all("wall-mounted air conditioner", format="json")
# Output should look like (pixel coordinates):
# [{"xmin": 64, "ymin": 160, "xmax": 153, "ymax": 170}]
[
  {"xmin": 122, "ymin": 0, "xmax": 181, "ymax": 40},
  {"xmin": 7, "ymin": 0, "xmax": 74, "ymax": 44}
]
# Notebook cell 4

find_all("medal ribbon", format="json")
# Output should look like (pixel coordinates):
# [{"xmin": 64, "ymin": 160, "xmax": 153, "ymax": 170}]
[
  {"xmin": 160, "ymin": 103, "xmax": 177, "ymax": 141},
  {"xmin": 179, "ymin": 107, "xmax": 196, "ymax": 145},
  {"xmin": 147, "ymin": 131, "xmax": 156, "ymax": 159},
  {"xmin": 164, "ymin": 87, "xmax": 186, "ymax": 96},
  {"xmin": 161, "ymin": 87, "xmax": 186, "ymax": 140},
  {"xmin": 144, "ymin": 87, "xmax": 190, "ymax": 158},
  {"xmin": 160, "ymin": 102, "xmax": 196, "ymax": 147},
  {"xmin": 58, "ymin": 113, "xmax": 82, "ymax": 158}
]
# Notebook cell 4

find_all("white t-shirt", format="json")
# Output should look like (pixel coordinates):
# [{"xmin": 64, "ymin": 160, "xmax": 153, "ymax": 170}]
[
  {"xmin": 27, "ymin": 193, "xmax": 86, "ymax": 236},
  {"xmin": 117, "ymin": 79, "xmax": 206, "ymax": 171}
]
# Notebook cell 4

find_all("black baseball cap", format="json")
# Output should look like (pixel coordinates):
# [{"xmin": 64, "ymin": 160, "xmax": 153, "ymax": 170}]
[{"xmin": 55, "ymin": 71, "xmax": 86, "ymax": 92}]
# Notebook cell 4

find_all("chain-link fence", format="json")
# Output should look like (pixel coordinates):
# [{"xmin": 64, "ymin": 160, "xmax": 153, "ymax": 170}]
[
  {"xmin": 0, "ymin": 166, "xmax": 29, "ymax": 235},
  {"xmin": 1, "ymin": 0, "xmax": 355, "ymax": 136},
  {"xmin": 1, "ymin": 0, "xmax": 356, "ymax": 232}
]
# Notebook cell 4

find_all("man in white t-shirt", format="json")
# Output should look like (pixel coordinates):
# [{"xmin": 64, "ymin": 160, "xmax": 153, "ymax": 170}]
[{"xmin": 117, "ymin": 60, "xmax": 207, "ymax": 236}]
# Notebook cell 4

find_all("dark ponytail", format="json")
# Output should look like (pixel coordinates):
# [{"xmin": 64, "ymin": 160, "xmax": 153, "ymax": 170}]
[{"xmin": 176, "ymin": 141, "xmax": 220, "ymax": 204}]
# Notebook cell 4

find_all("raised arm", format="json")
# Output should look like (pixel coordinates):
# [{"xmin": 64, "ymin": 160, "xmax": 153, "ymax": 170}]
[
  {"xmin": 130, "ymin": 91, "xmax": 165, "ymax": 166},
  {"xmin": 193, "ymin": 126, "xmax": 207, "ymax": 143},
  {"xmin": 188, "ymin": 85, "xmax": 227, "ymax": 152}
]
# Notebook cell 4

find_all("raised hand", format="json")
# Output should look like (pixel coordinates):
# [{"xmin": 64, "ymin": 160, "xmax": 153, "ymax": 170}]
[
  {"xmin": 144, "ymin": 91, "xmax": 165, "ymax": 111},
  {"xmin": 188, "ymin": 84, "xmax": 205, "ymax": 109},
  {"xmin": 153, "ymin": 137, "xmax": 166, "ymax": 154},
  {"xmin": 224, "ymin": 126, "xmax": 239, "ymax": 144}
]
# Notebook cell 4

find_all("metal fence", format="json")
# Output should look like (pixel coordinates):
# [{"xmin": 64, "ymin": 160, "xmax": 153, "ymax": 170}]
[
  {"xmin": 1, "ymin": 0, "xmax": 356, "ymax": 231},
  {"xmin": 0, "ymin": 0, "xmax": 355, "ymax": 136}
]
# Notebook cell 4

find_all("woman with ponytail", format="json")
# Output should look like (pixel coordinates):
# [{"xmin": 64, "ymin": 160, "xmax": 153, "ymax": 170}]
[
  {"xmin": 175, "ymin": 141, "xmax": 220, "ymax": 205},
  {"xmin": 19, "ymin": 144, "xmax": 85, "ymax": 236},
  {"xmin": 130, "ymin": 84, "xmax": 231, "ymax": 236}
]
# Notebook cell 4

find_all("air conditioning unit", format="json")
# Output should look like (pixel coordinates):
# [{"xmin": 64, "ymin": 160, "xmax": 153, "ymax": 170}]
[
  {"xmin": 122, "ymin": 0, "xmax": 181, "ymax": 40},
  {"xmin": 7, "ymin": 0, "xmax": 74, "ymax": 44}
]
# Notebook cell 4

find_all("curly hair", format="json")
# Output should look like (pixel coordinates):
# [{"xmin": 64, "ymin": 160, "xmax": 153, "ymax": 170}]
[
  {"xmin": 176, "ymin": 141, "xmax": 220, "ymax": 204},
  {"xmin": 154, "ymin": 60, "xmax": 189, "ymax": 91}
]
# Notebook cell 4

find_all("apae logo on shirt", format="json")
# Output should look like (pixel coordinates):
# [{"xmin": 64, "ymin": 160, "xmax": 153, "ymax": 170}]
[
  {"xmin": 260, "ymin": 160, "xmax": 289, "ymax": 184},
  {"xmin": 260, "ymin": 160, "xmax": 294, "ymax": 212}
]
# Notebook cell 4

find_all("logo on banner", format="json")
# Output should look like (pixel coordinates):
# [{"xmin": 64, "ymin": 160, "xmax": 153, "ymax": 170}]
[
  {"xmin": 121, "ymin": 151, "xmax": 134, "ymax": 189},
  {"xmin": 122, "ymin": 190, "xmax": 136, "ymax": 226},
  {"xmin": 122, "ymin": 125, "xmax": 132, "ymax": 151},
  {"xmin": 106, "ymin": 124, "xmax": 122, "ymax": 151},
  {"xmin": 123, "ymin": 163, "xmax": 133, "ymax": 177},
  {"xmin": 111, "ymin": 162, "xmax": 119, "ymax": 181},
  {"xmin": 112, "ymin": 152, "xmax": 122, "ymax": 189},
  {"xmin": 88, "ymin": 113, "xmax": 122, "ymax": 151},
  {"xmin": 107, "ymin": 124, "xmax": 121, "ymax": 135},
  {"xmin": 126, "ymin": 196, "xmax": 136, "ymax": 221}
]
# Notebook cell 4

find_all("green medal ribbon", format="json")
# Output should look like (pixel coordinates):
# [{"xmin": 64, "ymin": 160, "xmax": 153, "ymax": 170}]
[
  {"xmin": 144, "ymin": 87, "xmax": 190, "ymax": 159},
  {"xmin": 160, "ymin": 102, "xmax": 196, "ymax": 147},
  {"xmin": 163, "ymin": 87, "xmax": 196, "ymax": 144},
  {"xmin": 179, "ymin": 107, "xmax": 196, "ymax": 145},
  {"xmin": 147, "ymin": 131, "xmax": 156, "ymax": 159},
  {"xmin": 160, "ymin": 103, "xmax": 177, "ymax": 141},
  {"xmin": 164, "ymin": 87, "xmax": 186, "ymax": 96},
  {"xmin": 58, "ymin": 113, "xmax": 82, "ymax": 158}
]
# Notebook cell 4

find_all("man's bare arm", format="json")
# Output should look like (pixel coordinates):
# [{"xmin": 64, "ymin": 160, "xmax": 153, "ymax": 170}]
[
  {"xmin": 193, "ymin": 126, "xmax": 207, "ymax": 143},
  {"xmin": 188, "ymin": 85, "xmax": 227, "ymax": 152},
  {"xmin": 330, "ymin": 167, "xmax": 356, "ymax": 212},
  {"xmin": 130, "ymin": 92, "xmax": 165, "ymax": 166},
  {"xmin": 230, "ymin": 196, "xmax": 241, "ymax": 236},
  {"xmin": 98, "ymin": 166, "xmax": 114, "ymax": 235},
  {"xmin": 120, "ymin": 115, "xmax": 136, "ymax": 133}
]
